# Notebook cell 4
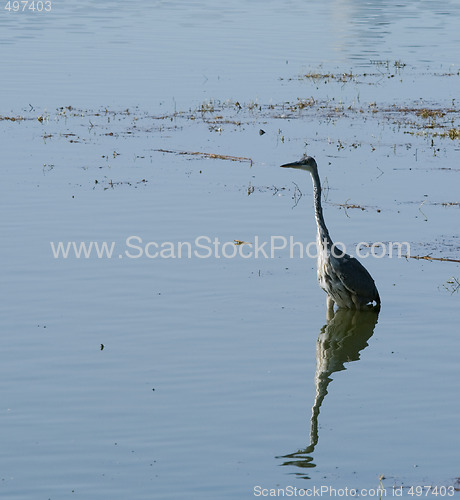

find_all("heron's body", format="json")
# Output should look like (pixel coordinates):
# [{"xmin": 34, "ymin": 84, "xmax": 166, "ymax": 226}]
[
  {"xmin": 317, "ymin": 241, "xmax": 380, "ymax": 309},
  {"xmin": 281, "ymin": 155, "xmax": 380, "ymax": 311}
]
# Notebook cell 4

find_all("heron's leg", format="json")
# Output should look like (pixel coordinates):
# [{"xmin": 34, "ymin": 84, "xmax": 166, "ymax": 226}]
[{"xmin": 326, "ymin": 295, "xmax": 335, "ymax": 321}]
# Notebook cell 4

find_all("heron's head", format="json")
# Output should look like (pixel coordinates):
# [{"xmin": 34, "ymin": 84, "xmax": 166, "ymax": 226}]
[{"xmin": 280, "ymin": 155, "xmax": 318, "ymax": 173}]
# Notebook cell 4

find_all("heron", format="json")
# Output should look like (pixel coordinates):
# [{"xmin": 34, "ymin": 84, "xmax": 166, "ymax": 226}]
[{"xmin": 281, "ymin": 155, "xmax": 380, "ymax": 311}]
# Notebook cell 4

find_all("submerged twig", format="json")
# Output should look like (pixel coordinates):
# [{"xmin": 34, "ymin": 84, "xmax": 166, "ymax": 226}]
[
  {"xmin": 292, "ymin": 181, "xmax": 303, "ymax": 209},
  {"xmin": 418, "ymin": 199, "xmax": 428, "ymax": 221},
  {"xmin": 442, "ymin": 277, "xmax": 460, "ymax": 294}
]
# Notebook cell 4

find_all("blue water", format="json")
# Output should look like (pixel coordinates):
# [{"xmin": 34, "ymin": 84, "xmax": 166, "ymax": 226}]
[
  {"xmin": 1, "ymin": 2, "xmax": 460, "ymax": 499},
  {"xmin": 1, "ymin": 0, "xmax": 460, "ymax": 109}
]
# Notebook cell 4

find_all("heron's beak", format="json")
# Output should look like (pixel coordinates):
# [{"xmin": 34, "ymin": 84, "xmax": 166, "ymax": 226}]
[{"xmin": 280, "ymin": 160, "xmax": 302, "ymax": 169}]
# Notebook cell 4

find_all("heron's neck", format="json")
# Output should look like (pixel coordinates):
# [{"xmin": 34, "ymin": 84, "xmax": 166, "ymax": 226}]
[{"xmin": 311, "ymin": 170, "xmax": 333, "ymax": 248}]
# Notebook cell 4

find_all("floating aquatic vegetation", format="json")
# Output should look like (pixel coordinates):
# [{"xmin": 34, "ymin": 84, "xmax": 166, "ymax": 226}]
[{"xmin": 155, "ymin": 149, "xmax": 253, "ymax": 164}]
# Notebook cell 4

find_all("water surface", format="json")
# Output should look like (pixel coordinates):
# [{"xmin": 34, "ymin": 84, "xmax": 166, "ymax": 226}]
[{"xmin": 1, "ymin": 1, "xmax": 460, "ymax": 499}]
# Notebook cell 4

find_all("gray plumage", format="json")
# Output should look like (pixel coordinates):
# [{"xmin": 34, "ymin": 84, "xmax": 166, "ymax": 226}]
[{"xmin": 281, "ymin": 155, "xmax": 380, "ymax": 310}]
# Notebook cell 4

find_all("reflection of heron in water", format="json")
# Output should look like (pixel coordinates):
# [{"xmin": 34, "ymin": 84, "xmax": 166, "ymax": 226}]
[{"xmin": 278, "ymin": 308, "xmax": 379, "ymax": 477}]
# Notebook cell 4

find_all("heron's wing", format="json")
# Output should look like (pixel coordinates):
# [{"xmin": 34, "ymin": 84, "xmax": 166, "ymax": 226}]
[{"xmin": 329, "ymin": 253, "xmax": 378, "ymax": 299}]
